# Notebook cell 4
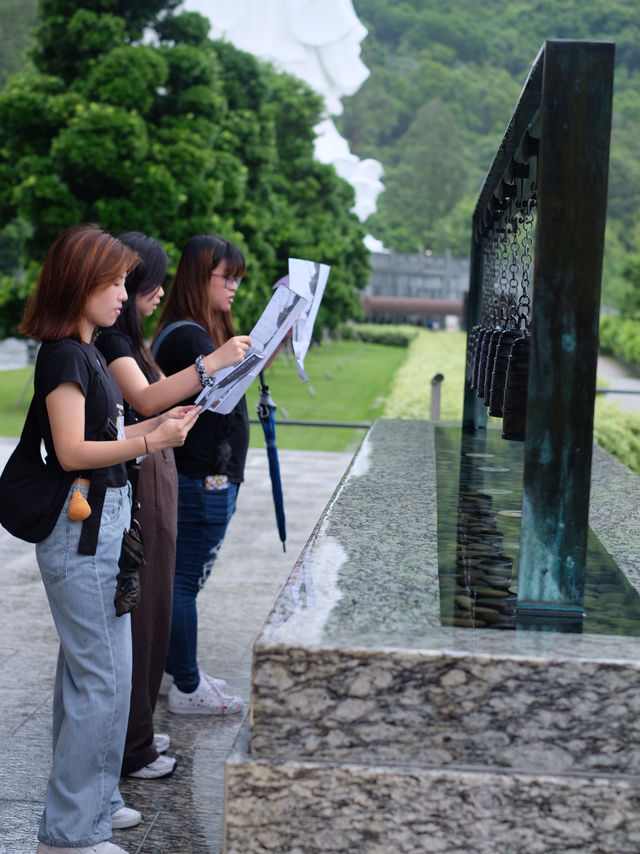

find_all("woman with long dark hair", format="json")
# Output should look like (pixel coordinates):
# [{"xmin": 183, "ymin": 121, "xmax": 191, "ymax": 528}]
[
  {"xmin": 153, "ymin": 234, "xmax": 251, "ymax": 715},
  {"xmin": 18, "ymin": 224, "xmax": 199, "ymax": 854},
  {"xmin": 96, "ymin": 232, "xmax": 250, "ymax": 778}
]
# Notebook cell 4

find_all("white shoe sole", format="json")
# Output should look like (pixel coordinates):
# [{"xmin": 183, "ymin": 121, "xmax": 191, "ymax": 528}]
[{"xmin": 128, "ymin": 755, "xmax": 176, "ymax": 779}]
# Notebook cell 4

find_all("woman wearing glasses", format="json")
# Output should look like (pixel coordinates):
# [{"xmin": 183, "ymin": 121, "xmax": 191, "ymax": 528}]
[{"xmin": 152, "ymin": 235, "xmax": 250, "ymax": 715}]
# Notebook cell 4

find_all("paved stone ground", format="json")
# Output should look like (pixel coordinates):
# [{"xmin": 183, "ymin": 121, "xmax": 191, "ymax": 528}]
[
  {"xmin": 597, "ymin": 353, "xmax": 640, "ymax": 410},
  {"xmin": 0, "ymin": 338, "xmax": 353, "ymax": 852}
]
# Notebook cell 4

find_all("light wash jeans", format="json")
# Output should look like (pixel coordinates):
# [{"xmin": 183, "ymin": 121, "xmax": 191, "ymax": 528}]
[
  {"xmin": 167, "ymin": 473, "xmax": 239, "ymax": 692},
  {"xmin": 36, "ymin": 483, "xmax": 132, "ymax": 847}
]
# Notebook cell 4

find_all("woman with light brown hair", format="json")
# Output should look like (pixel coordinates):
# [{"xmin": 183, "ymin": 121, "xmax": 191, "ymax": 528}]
[{"xmin": 18, "ymin": 224, "xmax": 199, "ymax": 854}]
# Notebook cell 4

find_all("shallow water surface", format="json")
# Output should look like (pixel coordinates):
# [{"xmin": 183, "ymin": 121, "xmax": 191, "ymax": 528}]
[{"xmin": 435, "ymin": 425, "xmax": 640, "ymax": 635}]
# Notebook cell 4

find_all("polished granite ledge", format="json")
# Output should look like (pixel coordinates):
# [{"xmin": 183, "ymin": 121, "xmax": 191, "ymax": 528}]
[
  {"xmin": 225, "ymin": 722, "xmax": 640, "ymax": 854},
  {"xmin": 589, "ymin": 442, "xmax": 640, "ymax": 590},
  {"xmin": 257, "ymin": 419, "xmax": 640, "ymax": 656},
  {"xmin": 248, "ymin": 420, "xmax": 640, "ymax": 771}
]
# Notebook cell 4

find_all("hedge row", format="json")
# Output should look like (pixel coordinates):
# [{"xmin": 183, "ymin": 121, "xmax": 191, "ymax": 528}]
[
  {"xmin": 336, "ymin": 322, "xmax": 420, "ymax": 348},
  {"xmin": 599, "ymin": 314, "xmax": 640, "ymax": 370}
]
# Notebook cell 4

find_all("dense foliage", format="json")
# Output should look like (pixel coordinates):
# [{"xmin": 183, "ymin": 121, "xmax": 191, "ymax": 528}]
[
  {"xmin": 0, "ymin": 0, "xmax": 368, "ymax": 336},
  {"xmin": 343, "ymin": 0, "xmax": 640, "ymax": 309},
  {"xmin": 593, "ymin": 398, "xmax": 640, "ymax": 477}
]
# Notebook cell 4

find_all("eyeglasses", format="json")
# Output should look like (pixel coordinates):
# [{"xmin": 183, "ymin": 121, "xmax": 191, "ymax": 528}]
[{"xmin": 211, "ymin": 273, "xmax": 242, "ymax": 290}]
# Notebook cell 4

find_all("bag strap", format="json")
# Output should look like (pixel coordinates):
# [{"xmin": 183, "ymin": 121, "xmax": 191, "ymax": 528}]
[
  {"xmin": 152, "ymin": 320, "xmax": 206, "ymax": 359},
  {"xmin": 72, "ymin": 343, "xmax": 113, "ymax": 556}
]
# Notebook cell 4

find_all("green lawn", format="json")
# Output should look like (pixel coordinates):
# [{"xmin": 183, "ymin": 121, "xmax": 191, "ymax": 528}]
[
  {"xmin": 4, "ymin": 331, "xmax": 640, "ymax": 474},
  {"xmin": 0, "ymin": 366, "xmax": 33, "ymax": 436},
  {"xmin": 248, "ymin": 339, "xmax": 408, "ymax": 451},
  {"xmin": 0, "ymin": 340, "xmax": 409, "ymax": 452}
]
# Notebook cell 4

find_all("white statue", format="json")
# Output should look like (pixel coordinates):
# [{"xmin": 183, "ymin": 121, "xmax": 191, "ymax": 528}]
[{"xmin": 183, "ymin": 0, "xmax": 385, "ymax": 226}]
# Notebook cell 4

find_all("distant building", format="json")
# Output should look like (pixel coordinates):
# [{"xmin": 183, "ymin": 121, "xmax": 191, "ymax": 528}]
[{"xmin": 362, "ymin": 250, "xmax": 469, "ymax": 327}]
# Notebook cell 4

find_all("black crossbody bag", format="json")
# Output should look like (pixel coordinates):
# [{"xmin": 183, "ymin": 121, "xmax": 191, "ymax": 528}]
[
  {"xmin": 0, "ymin": 397, "xmax": 76, "ymax": 543},
  {"xmin": 0, "ymin": 343, "xmax": 110, "ymax": 548}
]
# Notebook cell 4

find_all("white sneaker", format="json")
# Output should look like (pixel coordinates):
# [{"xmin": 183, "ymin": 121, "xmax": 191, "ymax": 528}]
[
  {"xmin": 37, "ymin": 843, "xmax": 129, "ymax": 854},
  {"xmin": 153, "ymin": 732, "xmax": 170, "ymax": 753},
  {"xmin": 158, "ymin": 671, "xmax": 173, "ymax": 696},
  {"xmin": 111, "ymin": 806, "xmax": 141, "ymax": 829},
  {"xmin": 200, "ymin": 670, "xmax": 230, "ymax": 695},
  {"xmin": 160, "ymin": 668, "xmax": 229, "ymax": 697},
  {"xmin": 167, "ymin": 678, "xmax": 243, "ymax": 715},
  {"xmin": 128, "ymin": 754, "xmax": 176, "ymax": 779}
]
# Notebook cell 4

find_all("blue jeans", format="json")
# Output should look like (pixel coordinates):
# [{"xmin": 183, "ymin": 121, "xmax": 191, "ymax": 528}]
[
  {"xmin": 36, "ymin": 483, "xmax": 132, "ymax": 847},
  {"xmin": 167, "ymin": 473, "xmax": 239, "ymax": 692}
]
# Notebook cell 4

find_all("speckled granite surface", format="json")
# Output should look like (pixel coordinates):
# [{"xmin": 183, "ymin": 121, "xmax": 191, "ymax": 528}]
[
  {"xmin": 226, "ymin": 722, "xmax": 640, "ymax": 854},
  {"xmin": 247, "ymin": 420, "xmax": 640, "ymax": 772},
  {"xmin": 224, "ymin": 420, "xmax": 640, "ymax": 853}
]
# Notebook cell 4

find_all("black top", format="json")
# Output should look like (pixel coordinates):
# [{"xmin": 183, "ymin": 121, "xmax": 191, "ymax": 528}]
[
  {"xmin": 35, "ymin": 339, "xmax": 128, "ymax": 487},
  {"xmin": 154, "ymin": 321, "xmax": 249, "ymax": 483},
  {"xmin": 96, "ymin": 327, "xmax": 148, "ymax": 425}
]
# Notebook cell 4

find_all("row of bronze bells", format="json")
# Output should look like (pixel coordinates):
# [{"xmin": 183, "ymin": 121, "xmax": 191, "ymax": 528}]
[{"xmin": 467, "ymin": 325, "xmax": 530, "ymax": 441}]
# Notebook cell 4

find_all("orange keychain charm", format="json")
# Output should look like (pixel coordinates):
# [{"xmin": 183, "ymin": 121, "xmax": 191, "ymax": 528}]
[{"xmin": 68, "ymin": 488, "xmax": 91, "ymax": 521}]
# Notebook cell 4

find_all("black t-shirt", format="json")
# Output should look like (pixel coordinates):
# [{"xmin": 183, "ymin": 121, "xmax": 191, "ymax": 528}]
[
  {"xmin": 154, "ymin": 321, "xmax": 249, "ymax": 482},
  {"xmin": 34, "ymin": 339, "xmax": 128, "ymax": 487},
  {"xmin": 96, "ymin": 327, "xmax": 149, "ymax": 425}
]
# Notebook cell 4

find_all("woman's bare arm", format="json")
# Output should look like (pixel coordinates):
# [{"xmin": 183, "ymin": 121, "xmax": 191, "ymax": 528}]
[
  {"xmin": 46, "ymin": 383, "xmax": 200, "ymax": 470},
  {"xmin": 107, "ymin": 335, "xmax": 251, "ymax": 416}
]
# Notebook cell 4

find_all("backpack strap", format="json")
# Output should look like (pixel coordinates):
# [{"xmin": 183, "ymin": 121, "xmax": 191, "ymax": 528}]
[{"xmin": 152, "ymin": 321, "xmax": 206, "ymax": 359}]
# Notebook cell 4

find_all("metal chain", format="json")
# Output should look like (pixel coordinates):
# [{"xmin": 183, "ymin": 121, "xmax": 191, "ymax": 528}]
[
  {"xmin": 493, "ymin": 225, "xmax": 510, "ymax": 327},
  {"xmin": 481, "ymin": 228, "xmax": 497, "ymax": 326},
  {"xmin": 517, "ymin": 195, "xmax": 535, "ymax": 330}
]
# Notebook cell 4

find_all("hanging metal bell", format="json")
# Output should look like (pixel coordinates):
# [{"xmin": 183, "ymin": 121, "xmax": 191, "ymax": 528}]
[
  {"xmin": 488, "ymin": 329, "xmax": 525, "ymax": 417},
  {"xmin": 476, "ymin": 328, "xmax": 495, "ymax": 398},
  {"xmin": 502, "ymin": 335, "xmax": 530, "ymax": 441}
]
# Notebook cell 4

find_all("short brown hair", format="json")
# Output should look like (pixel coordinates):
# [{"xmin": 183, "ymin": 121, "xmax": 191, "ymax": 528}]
[{"xmin": 20, "ymin": 224, "xmax": 139, "ymax": 342}]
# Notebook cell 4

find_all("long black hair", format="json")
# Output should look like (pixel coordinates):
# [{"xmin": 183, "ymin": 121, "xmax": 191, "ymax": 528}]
[
  {"xmin": 154, "ymin": 234, "xmax": 245, "ymax": 347},
  {"xmin": 114, "ymin": 231, "xmax": 169, "ymax": 382}
]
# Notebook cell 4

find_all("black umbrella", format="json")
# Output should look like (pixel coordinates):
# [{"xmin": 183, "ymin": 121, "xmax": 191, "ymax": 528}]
[
  {"xmin": 257, "ymin": 372, "xmax": 287, "ymax": 551},
  {"xmin": 114, "ymin": 517, "xmax": 143, "ymax": 617}
]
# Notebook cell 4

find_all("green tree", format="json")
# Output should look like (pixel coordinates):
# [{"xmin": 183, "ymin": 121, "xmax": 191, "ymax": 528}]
[
  {"xmin": 345, "ymin": 0, "xmax": 640, "ymax": 283},
  {"xmin": 366, "ymin": 98, "xmax": 466, "ymax": 252},
  {"xmin": 620, "ymin": 255, "xmax": 640, "ymax": 317},
  {"xmin": 0, "ymin": 0, "xmax": 368, "ymax": 335}
]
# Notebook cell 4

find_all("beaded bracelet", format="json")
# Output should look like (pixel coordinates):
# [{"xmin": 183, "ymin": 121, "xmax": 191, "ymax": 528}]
[{"xmin": 195, "ymin": 354, "xmax": 216, "ymax": 388}]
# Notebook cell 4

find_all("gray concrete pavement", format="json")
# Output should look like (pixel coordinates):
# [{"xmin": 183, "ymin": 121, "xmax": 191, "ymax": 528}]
[
  {"xmin": 597, "ymin": 354, "xmax": 640, "ymax": 410},
  {"xmin": 0, "ymin": 435, "xmax": 352, "ymax": 854}
]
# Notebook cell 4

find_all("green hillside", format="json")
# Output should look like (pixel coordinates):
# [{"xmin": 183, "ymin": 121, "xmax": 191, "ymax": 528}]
[
  {"xmin": 2, "ymin": 1, "xmax": 639, "ymax": 312},
  {"xmin": 344, "ymin": 0, "xmax": 640, "ymax": 308}
]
